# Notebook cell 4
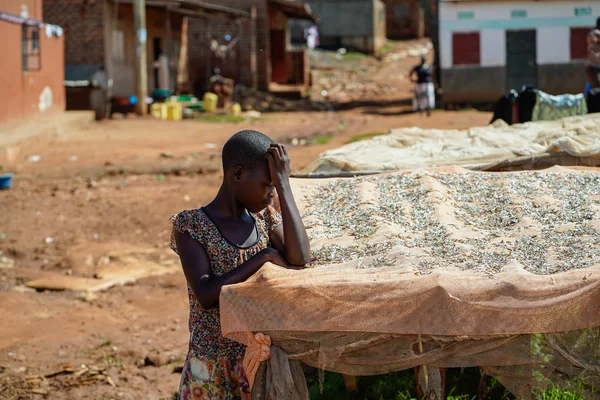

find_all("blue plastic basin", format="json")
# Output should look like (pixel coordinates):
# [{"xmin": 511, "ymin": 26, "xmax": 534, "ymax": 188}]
[{"xmin": 0, "ymin": 173, "xmax": 14, "ymax": 189}]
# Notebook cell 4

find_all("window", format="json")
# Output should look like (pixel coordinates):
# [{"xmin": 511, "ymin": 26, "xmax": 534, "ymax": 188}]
[
  {"xmin": 452, "ymin": 32, "xmax": 480, "ymax": 66},
  {"xmin": 22, "ymin": 25, "xmax": 41, "ymax": 71},
  {"xmin": 571, "ymin": 27, "xmax": 592, "ymax": 60}
]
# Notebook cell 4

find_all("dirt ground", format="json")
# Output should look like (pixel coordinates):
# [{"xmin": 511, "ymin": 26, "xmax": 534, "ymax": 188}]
[{"xmin": 0, "ymin": 46, "xmax": 492, "ymax": 400}]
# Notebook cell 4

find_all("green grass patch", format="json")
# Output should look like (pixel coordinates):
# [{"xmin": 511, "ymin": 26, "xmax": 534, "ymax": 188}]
[
  {"xmin": 535, "ymin": 389, "xmax": 584, "ymax": 400},
  {"xmin": 313, "ymin": 134, "xmax": 333, "ymax": 145},
  {"xmin": 342, "ymin": 52, "xmax": 366, "ymax": 62},
  {"xmin": 195, "ymin": 115, "xmax": 246, "ymax": 124},
  {"xmin": 306, "ymin": 367, "xmax": 517, "ymax": 400},
  {"xmin": 346, "ymin": 131, "xmax": 386, "ymax": 144},
  {"xmin": 379, "ymin": 40, "xmax": 398, "ymax": 56}
]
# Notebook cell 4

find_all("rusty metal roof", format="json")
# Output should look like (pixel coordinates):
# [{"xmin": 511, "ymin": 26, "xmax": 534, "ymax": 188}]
[{"xmin": 269, "ymin": 0, "xmax": 320, "ymax": 23}]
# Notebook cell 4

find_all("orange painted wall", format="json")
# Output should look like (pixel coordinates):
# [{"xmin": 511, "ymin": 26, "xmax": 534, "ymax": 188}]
[{"xmin": 0, "ymin": 0, "xmax": 65, "ymax": 123}]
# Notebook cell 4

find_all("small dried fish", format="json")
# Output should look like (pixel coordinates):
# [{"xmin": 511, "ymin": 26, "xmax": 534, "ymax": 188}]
[{"xmin": 304, "ymin": 171, "xmax": 600, "ymax": 275}]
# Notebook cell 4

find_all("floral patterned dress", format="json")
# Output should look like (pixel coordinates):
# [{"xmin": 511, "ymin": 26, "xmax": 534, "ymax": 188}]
[{"xmin": 170, "ymin": 207, "xmax": 282, "ymax": 400}]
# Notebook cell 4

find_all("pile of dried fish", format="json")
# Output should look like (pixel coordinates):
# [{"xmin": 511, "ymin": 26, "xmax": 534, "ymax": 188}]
[
  {"xmin": 304, "ymin": 179, "xmax": 377, "ymax": 239},
  {"xmin": 304, "ymin": 171, "xmax": 600, "ymax": 275}
]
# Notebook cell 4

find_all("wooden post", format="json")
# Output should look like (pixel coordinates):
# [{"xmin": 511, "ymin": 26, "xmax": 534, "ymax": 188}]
[
  {"xmin": 177, "ymin": 16, "xmax": 189, "ymax": 93},
  {"xmin": 418, "ymin": 7, "xmax": 425, "ymax": 39},
  {"xmin": 102, "ymin": 0, "xmax": 114, "ymax": 118},
  {"xmin": 250, "ymin": 6, "xmax": 257, "ymax": 90},
  {"xmin": 165, "ymin": 8, "xmax": 172, "ymax": 92},
  {"xmin": 205, "ymin": 27, "xmax": 211, "ymax": 92},
  {"xmin": 134, "ymin": 0, "xmax": 148, "ymax": 115}
]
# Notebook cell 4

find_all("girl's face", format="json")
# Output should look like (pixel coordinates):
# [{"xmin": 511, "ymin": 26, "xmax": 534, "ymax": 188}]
[{"xmin": 232, "ymin": 162, "xmax": 275, "ymax": 213}]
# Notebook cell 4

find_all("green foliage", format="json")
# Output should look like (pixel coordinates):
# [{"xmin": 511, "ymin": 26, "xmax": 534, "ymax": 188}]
[
  {"xmin": 313, "ymin": 134, "xmax": 333, "ymax": 145},
  {"xmin": 346, "ymin": 132, "xmax": 386, "ymax": 144},
  {"xmin": 535, "ymin": 388, "xmax": 583, "ymax": 400},
  {"xmin": 341, "ymin": 52, "xmax": 366, "ymax": 62},
  {"xmin": 195, "ymin": 115, "xmax": 246, "ymax": 123},
  {"xmin": 306, "ymin": 368, "xmax": 516, "ymax": 400},
  {"xmin": 379, "ymin": 40, "xmax": 398, "ymax": 56}
]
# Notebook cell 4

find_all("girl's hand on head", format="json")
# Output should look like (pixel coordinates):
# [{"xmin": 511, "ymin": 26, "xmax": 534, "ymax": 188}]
[{"xmin": 265, "ymin": 144, "xmax": 291, "ymax": 189}]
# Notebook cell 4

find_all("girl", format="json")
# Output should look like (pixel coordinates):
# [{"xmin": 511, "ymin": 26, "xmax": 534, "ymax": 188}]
[{"xmin": 170, "ymin": 130, "xmax": 310, "ymax": 399}]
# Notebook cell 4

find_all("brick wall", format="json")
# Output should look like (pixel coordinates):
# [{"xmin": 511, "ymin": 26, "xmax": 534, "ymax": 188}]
[
  {"xmin": 187, "ymin": 0, "xmax": 270, "ymax": 94},
  {"xmin": 43, "ymin": 0, "xmax": 105, "ymax": 65}
]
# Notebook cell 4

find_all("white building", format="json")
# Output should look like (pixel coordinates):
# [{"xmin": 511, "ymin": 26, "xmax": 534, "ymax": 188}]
[{"xmin": 438, "ymin": 0, "xmax": 599, "ymax": 103}]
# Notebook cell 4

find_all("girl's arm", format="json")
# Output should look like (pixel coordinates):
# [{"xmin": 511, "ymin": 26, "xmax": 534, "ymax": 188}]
[
  {"xmin": 175, "ymin": 230, "xmax": 290, "ymax": 309},
  {"xmin": 409, "ymin": 66, "xmax": 417, "ymax": 83},
  {"xmin": 266, "ymin": 144, "xmax": 311, "ymax": 266}
]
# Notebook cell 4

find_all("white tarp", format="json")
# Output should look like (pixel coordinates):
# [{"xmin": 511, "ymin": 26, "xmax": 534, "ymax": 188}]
[{"xmin": 301, "ymin": 114, "xmax": 600, "ymax": 175}]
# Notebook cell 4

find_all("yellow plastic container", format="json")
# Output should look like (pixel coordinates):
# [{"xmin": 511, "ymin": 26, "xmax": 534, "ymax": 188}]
[
  {"xmin": 166, "ymin": 101, "xmax": 182, "ymax": 121},
  {"xmin": 232, "ymin": 103, "xmax": 242, "ymax": 116},
  {"xmin": 203, "ymin": 92, "xmax": 218, "ymax": 113},
  {"xmin": 151, "ymin": 102, "xmax": 167, "ymax": 119}
]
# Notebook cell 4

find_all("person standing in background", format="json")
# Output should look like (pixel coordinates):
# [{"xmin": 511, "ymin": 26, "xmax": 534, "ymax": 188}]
[
  {"xmin": 586, "ymin": 17, "xmax": 600, "ymax": 88},
  {"xmin": 305, "ymin": 25, "xmax": 319, "ymax": 50},
  {"xmin": 409, "ymin": 54, "xmax": 437, "ymax": 117}
]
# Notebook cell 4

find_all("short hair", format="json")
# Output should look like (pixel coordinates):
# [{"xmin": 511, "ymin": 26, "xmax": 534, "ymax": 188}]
[
  {"xmin": 222, "ymin": 130, "xmax": 273, "ymax": 171},
  {"xmin": 597, "ymin": 17, "xmax": 600, "ymax": 29}
]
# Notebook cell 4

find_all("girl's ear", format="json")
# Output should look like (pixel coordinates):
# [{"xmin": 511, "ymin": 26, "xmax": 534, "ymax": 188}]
[{"xmin": 232, "ymin": 165, "xmax": 244, "ymax": 182}]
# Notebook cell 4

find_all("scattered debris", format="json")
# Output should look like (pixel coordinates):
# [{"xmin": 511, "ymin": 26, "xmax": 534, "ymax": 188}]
[
  {"xmin": 160, "ymin": 152, "xmax": 174, "ymax": 158},
  {"xmin": 143, "ymin": 351, "xmax": 184, "ymax": 368},
  {"xmin": 204, "ymin": 143, "xmax": 217, "ymax": 149},
  {"xmin": 68, "ymin": 156, "xmax": 78, "ymax": 162},
  {"xmin": 234, "ymin": 86, "xmax": 316, "ymax": 113},
  {"xmin": 44, "ymin": 237, "xmax": 55, "ymax": 244},
  {"xmin": 27, "ymin": 155, "xmax": 41, "ymax": 163},
  {"xmin": 143, "ymin": 354, "xmax": 168, "ymax": 367},
  {"xmin": 26, "ymin": 247, "xmax": 179, "ymax": 292},
  {"xmin": 11, "ymin": 285, "xmax": 36, "ymax": 293},
  {"xmin": 24, "ymin": 364, "xmax": 117, "ymax": 389},
  {"xmin": 0, "ymin": 251, "xmax": 14, "ymax": 269},
  {"xmin": 243, "ymin": 110, "xmax": 261, "ymax": 119},
  {"xmin": 43, "ymin": 366, "xmax": 74, "ymax": 378},
  {"xmin": 76, "ymin": 291, "xmax": 98, "ymax": 303}
]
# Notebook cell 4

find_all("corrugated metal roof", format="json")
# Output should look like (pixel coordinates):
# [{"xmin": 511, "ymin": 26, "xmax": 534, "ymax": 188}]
[{"xmin": 111, "ymin": 0, "xmax": 249, "ymax": 18}]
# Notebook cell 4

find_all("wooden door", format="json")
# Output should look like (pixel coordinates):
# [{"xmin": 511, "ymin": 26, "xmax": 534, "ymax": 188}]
[
  {"xmin": 506, "ymin": 30, "xmax": 537, "ymax": 91},
  {"xmin": 270, "ymin": 29, "xmax": 287, "ymax": 84}
]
